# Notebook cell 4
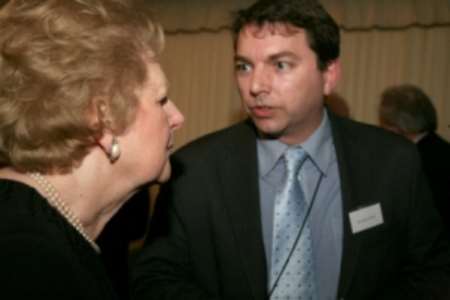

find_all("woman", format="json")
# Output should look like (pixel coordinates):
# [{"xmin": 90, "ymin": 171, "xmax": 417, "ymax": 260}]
[{"xmin": 0, "ymin": 0, "xmax": 184, "ymax": 299}]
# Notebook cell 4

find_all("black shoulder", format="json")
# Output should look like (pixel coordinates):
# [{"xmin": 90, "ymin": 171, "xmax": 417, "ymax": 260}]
[
  {"xmin": 332, "ymin": 114, "xmax": 416, "ymax": 151},
  {"xmin": 329, "ymin": 114, "xmax": 422, "ymax": 173}
]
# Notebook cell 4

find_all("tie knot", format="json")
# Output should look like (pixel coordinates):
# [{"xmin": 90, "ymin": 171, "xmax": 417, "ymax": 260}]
[{"xmin": 284, "ymin": 147, "xmax": 307, "ymax": 177}]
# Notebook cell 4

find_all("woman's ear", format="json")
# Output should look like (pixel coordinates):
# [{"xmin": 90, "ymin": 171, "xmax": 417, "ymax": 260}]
[
  {"xmin": 94, "ymin": 100, "xmax": 121, "ymax": 162},
  {"xmin": 97, "ymin": 133, "xmax": 121, "ymax": 163},
  {"xmin": 96, "ymin": 100, "xmax": 110, "ymax": 127},
  {"xmin": 87, "ymin": 98, "xmax": 110, "ymax": 134}
]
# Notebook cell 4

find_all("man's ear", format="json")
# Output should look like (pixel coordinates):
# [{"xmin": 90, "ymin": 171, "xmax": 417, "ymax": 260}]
[{"xmin": 323, "ymin": 59, "xmax": 341, "ymax": 96}]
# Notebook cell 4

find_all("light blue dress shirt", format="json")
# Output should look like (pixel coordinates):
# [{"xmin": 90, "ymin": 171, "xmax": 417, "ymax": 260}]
[{"xmin": 257, "ymin": 110, "xmax": 343, "ymax": 300}]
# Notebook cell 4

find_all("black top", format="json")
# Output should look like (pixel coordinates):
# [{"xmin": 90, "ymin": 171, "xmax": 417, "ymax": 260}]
[
  {"xmin": 0, "ymin": 179, "xmax": 118, "ymax": 300},
  {"xmin": 97, "ymin": 187, "xmax": 150, "ymax": 300}
]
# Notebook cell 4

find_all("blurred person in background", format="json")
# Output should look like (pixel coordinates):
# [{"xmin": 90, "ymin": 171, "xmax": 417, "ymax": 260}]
[
  {"xmin": 0, "ymin": 0, "xmax": 183, "ymax": 299},
  {"xmin": 379, "ymin": 84, "xmax": 450, "ymax": 233}
]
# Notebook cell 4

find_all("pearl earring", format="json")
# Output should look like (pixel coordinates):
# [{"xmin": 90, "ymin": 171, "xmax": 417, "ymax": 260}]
[{"xmin": 108, "ymin": 136, "xmax": 121, "ymax": 162}]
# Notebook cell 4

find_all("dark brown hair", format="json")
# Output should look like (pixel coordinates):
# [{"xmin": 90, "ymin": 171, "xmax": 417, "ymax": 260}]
[{"xmin": 232, "ymin": 0, "xmax": 340, "ymax": 70}]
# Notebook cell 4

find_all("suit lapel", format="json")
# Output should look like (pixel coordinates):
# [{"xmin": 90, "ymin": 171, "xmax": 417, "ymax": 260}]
[
  {"xmin": 220, "ymin": 121, "xmax": 267, "ymax": 300},
  {"xmin": 329, "ymin": 114, "xmax": 365, "ymax": 297}
]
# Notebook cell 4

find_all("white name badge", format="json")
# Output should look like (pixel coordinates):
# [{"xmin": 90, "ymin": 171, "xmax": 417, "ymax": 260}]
[{"xmin": 349, "ymin": 203, "xmax": 384, "ymax": 234}]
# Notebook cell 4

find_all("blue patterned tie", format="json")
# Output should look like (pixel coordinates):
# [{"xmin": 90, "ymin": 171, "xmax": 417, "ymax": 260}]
[{"xmin": 270, "ymin": 147, "xmax": 317, "ymax": 299}]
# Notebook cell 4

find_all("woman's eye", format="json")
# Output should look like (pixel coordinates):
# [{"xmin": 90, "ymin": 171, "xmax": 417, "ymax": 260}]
[{"xmin": 159, "ymin": 96, "xmax": 168, "ymax": 106}]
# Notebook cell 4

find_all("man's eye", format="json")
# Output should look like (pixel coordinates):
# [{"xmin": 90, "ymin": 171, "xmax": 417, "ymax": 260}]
[
  {"xmin": 235, "ymin": 62, "xmax": 252, "ymax": 73},
  {"xmin": 275, "ymin": 61, "xmax": 290, "ymax": 70}
]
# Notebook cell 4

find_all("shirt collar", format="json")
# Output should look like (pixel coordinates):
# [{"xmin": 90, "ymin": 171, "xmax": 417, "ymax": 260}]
[
  {"xmin": 257, "ymin": 109, "xmax": 335, "ymax": 177},
  {"xmin": 301, "ymin": 110, "xmax": 334, "ymax": 175}
]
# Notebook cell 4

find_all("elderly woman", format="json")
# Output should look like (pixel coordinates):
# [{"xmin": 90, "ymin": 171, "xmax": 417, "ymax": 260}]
[{"xmin": 0, "ymin": 0, "xmax": 184, "ymax": 299}]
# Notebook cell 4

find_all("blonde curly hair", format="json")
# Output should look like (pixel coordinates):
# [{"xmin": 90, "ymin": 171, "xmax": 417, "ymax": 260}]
[{"xmin": 0, "ymin": 0, "xmax": 164, "ymax": 173}]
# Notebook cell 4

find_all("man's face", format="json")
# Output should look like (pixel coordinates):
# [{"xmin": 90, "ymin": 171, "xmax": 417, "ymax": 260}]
[{"xmin": 235, "ymin": 23, "xmax": 339, "ymax": 145}]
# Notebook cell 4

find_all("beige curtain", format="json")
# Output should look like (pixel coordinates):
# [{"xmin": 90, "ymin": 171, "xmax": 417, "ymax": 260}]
[{"xmin": 152, "ymin": 0, "xmax": 450, "ymax": 148}]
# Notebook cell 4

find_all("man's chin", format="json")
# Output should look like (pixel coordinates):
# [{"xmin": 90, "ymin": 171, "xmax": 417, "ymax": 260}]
[{"xmin": 252, "ymin": 120, "xmax": 284, "ymax": 140}]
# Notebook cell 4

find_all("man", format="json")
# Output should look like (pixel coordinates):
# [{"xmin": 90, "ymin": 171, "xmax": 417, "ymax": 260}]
[
  {"xmin": 133, "ymin": 1, "xmax": 450, "ymax": 299},
  {"xmin": 379, "ymin": 84, "xmax": 450, "ymax": 234}
]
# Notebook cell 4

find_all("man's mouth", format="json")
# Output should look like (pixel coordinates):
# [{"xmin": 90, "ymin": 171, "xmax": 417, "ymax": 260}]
[{"xmin": 250, "ymin": 106, "xmax": 273, "ymax": 118}]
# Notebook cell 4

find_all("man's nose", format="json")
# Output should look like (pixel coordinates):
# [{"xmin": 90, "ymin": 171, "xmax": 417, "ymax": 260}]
[{"xmin": 250, "ymin": 66, "xmax": 271, "ymax": 97}]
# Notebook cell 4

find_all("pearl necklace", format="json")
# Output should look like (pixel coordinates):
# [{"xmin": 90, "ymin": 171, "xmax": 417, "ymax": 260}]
[{"xmin": 28, "ymin": 172, "xmax": 100, "ymax": 253}]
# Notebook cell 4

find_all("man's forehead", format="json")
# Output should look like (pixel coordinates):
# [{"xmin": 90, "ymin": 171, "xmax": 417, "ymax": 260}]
[
  {"xmin": 236, "ymin": 22, "xmax": 309, "ymax": 59},
  {"xmin": 240, "ymin": 22, "xmax": 304, "ymax": 38}
]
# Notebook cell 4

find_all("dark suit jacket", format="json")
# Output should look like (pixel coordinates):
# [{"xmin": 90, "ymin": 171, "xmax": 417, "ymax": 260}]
[
  {"xmin": 417, "ymin": 132, "xmax": 450, "ymax": 233},
  {"xmin": 133, "ymin": 114, "xmax": 450, "ymax": 300}
]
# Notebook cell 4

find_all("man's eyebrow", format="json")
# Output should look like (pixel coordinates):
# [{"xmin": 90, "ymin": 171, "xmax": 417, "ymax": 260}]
[
  {"xmin": 234, "ymin": 51, "xmax": 298, "ymax": 64},
  {"xmin": 268, "ymin": 51, "xmax": 298, "ymax": 61},
  {"xmin": 234, "ymin": 55, "xmax": 250, "ymax": 62}
]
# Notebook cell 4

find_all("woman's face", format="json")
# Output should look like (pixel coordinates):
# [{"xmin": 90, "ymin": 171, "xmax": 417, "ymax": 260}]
[{"xmin": 118, "ymin": 61, "xmax": 184, "ymax": 186}]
